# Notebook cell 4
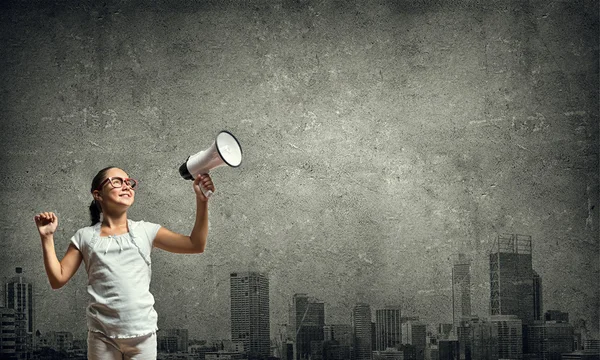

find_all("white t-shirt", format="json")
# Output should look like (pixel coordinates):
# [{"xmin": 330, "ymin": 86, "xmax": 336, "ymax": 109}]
[{"xmin": 70, "ymin": 219, "xmax": 161, "ymax": 338}]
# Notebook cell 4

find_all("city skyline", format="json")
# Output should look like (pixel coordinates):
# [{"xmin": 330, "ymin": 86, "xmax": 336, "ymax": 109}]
[
  {"xmin": 1, "ymin": 232, "xmax": 596, "ymax": 345},
  {"xmin": 3, "ymin": 238, "xmax": 599, "ymax": 360},
  {"xmin": 3, "ymin": 211, "xmax": 597, "ymax": 345}
]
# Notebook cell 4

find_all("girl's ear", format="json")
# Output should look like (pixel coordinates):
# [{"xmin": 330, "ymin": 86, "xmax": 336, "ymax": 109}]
[{"xmin": 93, "ymin": 190, "xmax": 102, "ymax": 202}]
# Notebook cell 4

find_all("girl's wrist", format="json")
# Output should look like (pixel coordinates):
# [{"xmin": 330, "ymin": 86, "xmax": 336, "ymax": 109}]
[
  {"xmin": 196, "ymin": 195, "xmax": 209, "ymax": 204},
  {"xmin": 40, "ymin": 234, "xmax": 54, "ymax": 242}
]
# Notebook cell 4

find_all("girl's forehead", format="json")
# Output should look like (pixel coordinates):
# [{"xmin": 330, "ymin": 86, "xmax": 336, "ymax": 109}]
[{"xmin": 105, "ymin": 168, "xmax": 128, "ymax": 178}]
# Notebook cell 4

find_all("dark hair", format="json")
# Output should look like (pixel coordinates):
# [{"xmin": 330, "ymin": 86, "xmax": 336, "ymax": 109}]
[{"xmin": 89, "ymin": 166, "xmax": 116, "ymax": 225}]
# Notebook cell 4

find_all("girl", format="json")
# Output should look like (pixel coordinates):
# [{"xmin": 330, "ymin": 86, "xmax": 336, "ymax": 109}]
[{"xmin": 34, "ymin": 166, "xmax": 215, "ymax": 360}]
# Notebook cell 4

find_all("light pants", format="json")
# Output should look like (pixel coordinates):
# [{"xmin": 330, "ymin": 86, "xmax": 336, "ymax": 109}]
[{"xmin": 87, "ymin": 331, "xmax": 157, "ymax": 360}]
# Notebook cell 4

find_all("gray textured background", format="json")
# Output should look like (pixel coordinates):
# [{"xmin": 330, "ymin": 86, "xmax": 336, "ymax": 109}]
[{"xmin": 0, "ymin": 0, "xmax": 598, "ymax": 342}]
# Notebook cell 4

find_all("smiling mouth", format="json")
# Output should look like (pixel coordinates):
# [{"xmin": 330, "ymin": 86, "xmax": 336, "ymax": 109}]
[{"xmin": 119, "ymin": 194, "xmax": 132, "ymax": 197}]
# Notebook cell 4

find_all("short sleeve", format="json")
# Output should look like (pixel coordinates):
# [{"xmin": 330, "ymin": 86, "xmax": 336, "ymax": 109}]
[
  {"xmin": 140, "ymin": 221, "xmax": 161, "ymax": 246},
  {"xmin": 70, "ymin": 229, "xmax": 82, "ymax": 250}
]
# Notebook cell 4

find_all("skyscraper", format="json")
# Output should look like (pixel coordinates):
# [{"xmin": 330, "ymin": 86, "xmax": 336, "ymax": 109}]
[
  {"xmin": 533, "ymin": 271, "xmax": 543, "ymax": 321},
  {"xmin": 489, "ymin": 234, "xmax": 535, "ymax": 325},
  {"xmin": 527, "ymin": 321, "xmax": 574, "ymax": 359},
  {"xmin": 5, "ymin": 267, "xmax": 34, "ymax": 358},
  {"xmin": 490, "ymin": 315, "xmax": 523, "ymax": 360},
  {"xmin": 401, "ymin": 320, "xmax": 426, "ymax": 360},
  {"xmin": 375, "ymin": 306, "xmax": 402, "ymax": 351},
  {"xmin": 456, "ymin": 316, "xmax": 497, "ymax": 360},
  {"xmin": 230, "ymin": 272, "xmax": 270, "ymax": 359},
  {"xmin": 0, "ymin": 307, "xmax": 17, "ymax": 360},
  {"xmin": 289, "ymin": 294, "xmax": 324, "ymax": 360},
  {"xmin": 352, "ymin": 303, "xmax": 372, "ymax": 360},
  {"xmin": 452, "ymin": 253, "xmax": 472, "ymax": 331}
]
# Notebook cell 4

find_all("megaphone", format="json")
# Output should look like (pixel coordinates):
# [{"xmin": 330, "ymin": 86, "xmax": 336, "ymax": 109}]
[{"xmin": 179, "ymin": 130, "xmax": 243, "ymax": 198}]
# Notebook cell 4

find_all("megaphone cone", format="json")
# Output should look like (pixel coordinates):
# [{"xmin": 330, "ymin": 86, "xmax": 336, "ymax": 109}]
[{"xmin": 179, "ymin": 130, "xmax": 243, "ymax": 198}]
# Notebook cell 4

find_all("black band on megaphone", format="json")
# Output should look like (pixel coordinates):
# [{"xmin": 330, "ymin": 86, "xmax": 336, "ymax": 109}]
[{"xmin": 179, "ymin": 156, "xmax": 193, "ymax": 180}]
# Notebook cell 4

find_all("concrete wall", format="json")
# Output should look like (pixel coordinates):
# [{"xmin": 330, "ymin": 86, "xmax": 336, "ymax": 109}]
[{"xmin": 0, "ymin": 0, "xmax": 598, "ymax": 342}]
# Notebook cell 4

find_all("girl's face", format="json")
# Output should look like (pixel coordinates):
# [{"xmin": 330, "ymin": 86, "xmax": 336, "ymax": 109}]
[{"xmin": 94, "ymin": 168, "xmax": 136, "ymax": 209}]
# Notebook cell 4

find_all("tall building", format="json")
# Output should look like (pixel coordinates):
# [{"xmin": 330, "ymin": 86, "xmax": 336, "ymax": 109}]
[
  {"xmin": 489, "ymin": 234, "xmax": 535, "ymax": 325},
  {"xmin": 490, "ymin": 315, "xmax": 523, "ymax": 360},
  {"xmin": 533, "ymin": 271, "xmax": 543, "ymax": 322},
  {"xmin": 401, "ymin": 321, "xmax": 426, "ymax": 360},
  {"xmin": 1, "ymin": 307, "xmax": 17, "ymax": 360},
  {"xmin": 5, "ymin": 267, "xmax": 34, "ymax": 359},
  {"xmin": 352, "ymin": 303, "xmax": 372, "ymax": 360},
  {"xmin": 289, "ymin": 294, "xmax": 324, "ymax": 360},
  {"xmin": 372, "ymin": 322, "xmax": 377, "ymax": 351},
  {"xmin": 375, "ymin": 307, "xmax": 402, "ymax": 351},
  {"xmin": 231, "ymin": 272, "xmax": 270, "ymax": 359},
  {"xmin": 452, "ymin": 254, "xmax": 472, "ymax": 331},
  {"xmin": 459, "ymin": 317, "xmax": 498, "ymax": 360},
  {"xmin": 527, "ymin": 321, "xmax": 574, "ymax": 359}
]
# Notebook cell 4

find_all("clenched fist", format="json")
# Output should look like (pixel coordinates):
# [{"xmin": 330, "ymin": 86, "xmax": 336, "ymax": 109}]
[
  {"xmin": 34, "ymin": 212, "xmax": 58, "ymax": 238},
  {"xmin": 193, "ymin": 174, "xmax": 216, "ymax": 201}
]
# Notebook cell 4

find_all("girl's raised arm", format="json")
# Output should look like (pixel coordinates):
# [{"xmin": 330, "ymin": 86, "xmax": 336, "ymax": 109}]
[
  {"xmin": 35, "ymin": 212, "xmax": 82, "ymax": 289},
  {"xmin": 153, "ymin": 174, "xmax": 214, "ymax": 254}
]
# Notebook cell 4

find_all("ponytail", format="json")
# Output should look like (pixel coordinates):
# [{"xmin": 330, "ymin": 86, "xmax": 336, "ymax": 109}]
[
  {"xmin": 89, "ymin": 166, "xmax": 115, "ymax": 226},
  {"xmin": 89, "ymin": 200, "xmax": 101, "ymax": 226}
]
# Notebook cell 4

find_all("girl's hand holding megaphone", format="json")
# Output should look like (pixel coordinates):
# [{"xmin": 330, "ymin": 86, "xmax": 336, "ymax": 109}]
[{"xmin": 193, "ymin": 174, "xmax": 215, "ymax": 202}]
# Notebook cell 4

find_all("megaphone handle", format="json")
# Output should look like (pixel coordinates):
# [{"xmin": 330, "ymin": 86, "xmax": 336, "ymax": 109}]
[
  {"xmin": 198, "ymin": 173, "xmax": 213, "ymax": 199},
  {"xmin": 203, "ymin": 188, "xmax": 213, "ymax": 199}
]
